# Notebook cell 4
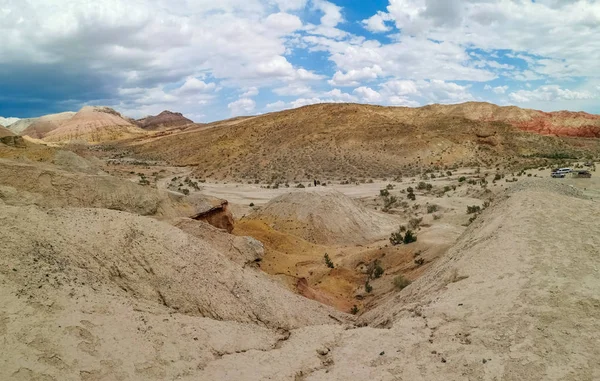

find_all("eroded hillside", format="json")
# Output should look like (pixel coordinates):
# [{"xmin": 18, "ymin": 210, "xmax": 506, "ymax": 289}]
[{"xmin": 126, "ymin": 103, "xmax": 600, "ymax": 181}]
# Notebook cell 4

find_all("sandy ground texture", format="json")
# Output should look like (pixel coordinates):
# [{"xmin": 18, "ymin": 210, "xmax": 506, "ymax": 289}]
[{"xmin": 2, "ymin": 153, "xmax": 600, "ymax": 380}]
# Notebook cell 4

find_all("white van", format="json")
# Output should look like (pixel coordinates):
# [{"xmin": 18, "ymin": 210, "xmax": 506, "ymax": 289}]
[{"xmin": 552, "ymin": 168, "xmax": 572, "ymax": 174}]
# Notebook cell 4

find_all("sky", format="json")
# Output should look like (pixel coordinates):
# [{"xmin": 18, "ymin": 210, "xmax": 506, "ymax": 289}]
[{"xmin": 1, "ymin": 0, "xmax": 600, "ymax": 121}]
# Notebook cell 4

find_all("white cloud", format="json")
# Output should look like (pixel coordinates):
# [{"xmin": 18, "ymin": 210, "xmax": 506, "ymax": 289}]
[
  {"xmin": 509, "ymin": 85, "xmax": 597, "ymax": 103},
  {"xmin": 228, "ymin": 98, "xmax": 256, "ymax": 115},
  {"xmin": 264, "ymin": 12, "xmax": 303, "ymax": 34},
  {"xmin": 362, "ymin": 11, "xmax": 393, "ymax": 33},
  {"xmin": 273, "ymin": 84, "xmax": 313, "ymax": 96},
  {"xmin": 271, "ymin": 0, "xmax": 308, "ymax": 11},
  {"xmin": 242, "ymin": 87, "xmax": 259, "ymax": 97},
  {"xmin": 266, "ymin": 100, "xmax": 287, "ymax": 111},
  {"xmin": 174, "ymin": 78, "xmax": 217, "ymax": 95},
  {"xmin": 328, "ymin": 65, "xmax": 383, "ymax": 87},
  {"xmin": 353, "ymin": 86, "xmax": 382, "ymax": 103},
  {"xmin": 485, "ymin": 84, "xmax": 508, "ymax": 94}
]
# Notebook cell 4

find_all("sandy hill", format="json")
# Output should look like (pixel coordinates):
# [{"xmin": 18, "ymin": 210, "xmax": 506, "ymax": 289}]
[
  {"xmin": 20, "ymin": 111, "xmax": 76, "ymax": 139},
  {"xmin": 0, "ymin": 125, "xmax": 15, "ymax": 138},
  {"xmin": 248, "ymin": 188, "xmax": 399, "ymax": 245},
  {"xmin": 135, "ymin": 110, "xmax": 194, "ymax": 130},
  {"xmin": 127, "ymin": 102, "xmax": 600, "ymax": 181},
  {"xmin": 43, "ymin": 106, "xmax": 146, "ymax": 143}
]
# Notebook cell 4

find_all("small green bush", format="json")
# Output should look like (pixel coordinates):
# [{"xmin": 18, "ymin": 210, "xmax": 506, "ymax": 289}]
[
  {"xmin": 393, "ymin": 275, "xmax": 411, "ymax": 290},
  {"xmin": 380, "ymin": 188, "xmax": 390, "ymax": 197},
  {"xmin": 350, "ymin": 305, "xmax": 359, "ymax": 315},
  {"xmin": 458, "ymin": 176, "xmax": 466, "ymax": 182},
  {"xmin": 427, "ymin": 204, "xmax": 439, "ymax": 213},
  {"xmin": 407, "ymin": 192, "xmax": 416, "ymax": 201},
  {"xmin": 365, "ymin": 282, "xmax": 373, "ymax": 293},
  {"xmin": 467, "ymin": 205, "xmax": 481, "ymax": 214},
  {"xmin": 249, "ymin": 202, "xmax": 255, "ymax": 207},
  {"xmin": 324, "ymin": 253, "xmax": 334, "ymax": 268},
  {"xmin": 403, "ymin": 230, "xmax": 417, "ymax": 244}
]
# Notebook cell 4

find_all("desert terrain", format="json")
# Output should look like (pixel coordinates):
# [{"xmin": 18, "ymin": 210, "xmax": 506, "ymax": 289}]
[{"xmin": 2, "ymin": 102, "xmax": 600, "ymax": 380}]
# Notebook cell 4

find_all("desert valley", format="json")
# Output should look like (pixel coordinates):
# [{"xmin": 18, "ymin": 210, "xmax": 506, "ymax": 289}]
[{"xmin": 1, "ymin": 102, "xmax": 600, "ymax": 380}]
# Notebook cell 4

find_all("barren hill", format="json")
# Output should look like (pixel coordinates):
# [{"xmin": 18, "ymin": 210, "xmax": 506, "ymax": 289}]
[
  {"xmin": 127, "ymin": 102, "xmax": 600, "ymax": 181},
  {"xmin": 0, "ymin": 116, "xmax": 19, "ymax": 127},
  {"xmin": 5, "ymin": 117, "xmax": 36, "ymax": 134},
  {"xmin": 20, "ymin": 111, "xmax": 76, "ymax": 139},
  {"xmin": 248, "ymin": 188, "xmax": 399, "ymax": 245},
  {"xmin": 0, "ymin": 125, "xmax": 14, "ymax": 138},
  {"xmin": 43, "ymin": 106, "xmax": 146, "ymax": 143},
  {"xmin": 136, "ymin": 110, "xmax": 194, "ymax": 130}
]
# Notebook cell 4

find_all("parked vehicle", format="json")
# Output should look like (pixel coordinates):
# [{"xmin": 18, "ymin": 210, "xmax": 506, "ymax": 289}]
[
  {"xmin": 551, "ymin": 172, "xmax": 566, "ymax": 178},
  {"xmin": 572, "ymin": 170, "xmax": 592, "ymax": 178},
  {"xmin": 551, "ymin": 167, "xmax": 572, "ymax": 175}
]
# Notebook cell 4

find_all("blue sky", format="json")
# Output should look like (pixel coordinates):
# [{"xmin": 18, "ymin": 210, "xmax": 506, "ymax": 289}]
[{"xmin": 1, "ymin": 0, "xmax": 600, "ymax": 122}]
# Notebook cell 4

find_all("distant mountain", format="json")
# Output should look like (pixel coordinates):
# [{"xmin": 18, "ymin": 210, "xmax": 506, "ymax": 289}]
[
  {"xmin": 0, "ymin": 117, "xmax": 19, "ymax": 127},
  {"xmin": 135, "ymin": 110, "xmax": 194, "ymax": 131},
  {"xmin": 5, "ymin": 118, "xmax": 37, "ymax": 134},
  {"xmin": 21, "ymin": 112, "xmax": 76, "ymax": 139},
  {"xmin": 43, "ymin": 106, "xmax": 146, "ymax": 143}
]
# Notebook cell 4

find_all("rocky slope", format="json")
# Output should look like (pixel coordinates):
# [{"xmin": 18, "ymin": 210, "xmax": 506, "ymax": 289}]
[
  {"xmin": 422, "ymin": 102, "xmax": 600, "ymax": 138},
  {"xmin": 43, "ymin": 106, "xmax": 146, "ymax": 143},
  {"xmin": 127, "ymin": 103, "xmax": 600, "ymax": 181},
  {"xmin": 135, "ymin": 110, "xmax": 194, "ymax": 130}
]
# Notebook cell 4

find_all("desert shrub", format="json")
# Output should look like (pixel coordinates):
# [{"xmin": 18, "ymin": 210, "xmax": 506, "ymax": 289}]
[
  {"xmin": 494, "ymin": 173, "xmax": 502, "ymax": 181},
  {"xmin": 350, "ymin": 305, "xmax": 359, "ymax": 315},
  {"xmin": 296, "ymin": 183, "xmax": 305, "ymax": 188},
  {"xmin": 458, "ymin": 176, "xmax": 466, "ymax": 182},
  {"xmin": 406, "ymin": 187, "xmax": 414, "ymax": 193},
  {"xmin": 399, "ymin": 225, "xmax": 407, "ymax": 232},
  {"xmin": 249, "ymin": 202, "xmax": 255, "ymax": 207},
  {"xmin": 408, "ymin": 217, "xmax": 422, "ymax": 230},
  {"xmin": 414, "ymin": 257, "xmax": 425, "ymax": 266},
  {"xmin": 446, "ymin": 171, "xmax": 452, "ymax": 176},
  {"xmin": 433, "ymin": 213, "xmax": 442, "ymax": 220},
  {"xmin": 443, "ymin": 185, "xmax": 451, "ymax": 192},
  {"xmin": 365, "ymin": 282, "xmax": 373, "ymax": 293},
  {"xmin": 384, "ymin": 196, "xmax": 398, "ymax": 210},
  {"xmin": 324, "ymin": 253, "xmax": 334, "ymax": 269},
  {"xmin": 427, "ymin": 204, "xmax": 439, "ymax": 213},
  {"xmin": 373, "ymin": 261, "xmax": 384, "ymax": 279},
  {"xmin": 403, "ymin": 230, "xmax": 417, "ymax": 244},
  {"xmin": 390, "ymin": 231, "xmax": 404, "ymax": 246},
  {"xmin": 380, "ymin": 188, "xmax": 390, "ymax": 197},
  {"xmin": 386, "ymin": 184, "xmax": 394, "ymax": 190},
  {"xmin": 483, "ymin": 201, "xmax": 491, "ymax": 208},
  {"xmin": 393, "ymin": 275, "xmax": 411, "ymax": 290},
  {"xmin": 182, "ymin": 188, "xmax": 190, "ymax": 195},
  {"xmin": 407, "ymin": 192, "xmax": 416, "ymax": 201},
  {"xmin": 417, "ymin": 182, "xmax": 433, "ymax": 191},
  {"xmin": 467, "ymin": 205, "xmax": 481, "ymax": 214}
]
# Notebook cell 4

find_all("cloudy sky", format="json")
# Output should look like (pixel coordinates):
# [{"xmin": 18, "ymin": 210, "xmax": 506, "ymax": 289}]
[{"xmin": 1, "ymin": 0, "xmax": 600, "ymax": 121}]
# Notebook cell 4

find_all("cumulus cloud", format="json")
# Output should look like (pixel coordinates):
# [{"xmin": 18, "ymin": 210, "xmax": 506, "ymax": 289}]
[
  {"xmin": 328, "ymin": 65, "xmax": 383, "ymax": 87},
  {"xmin": 228, "ymin": 98, "xmax": 256, "ymax": 116},
  {"xmin": 362, "ymin": 11, "xmax": 394, "ymax": 33},
  {"xmin": 353, "ymin": 86, "xmax": 382, "ymax": 103},
  {"xmin": 509, "ymin": 85, "xmax": 597, "ymax": 103}
]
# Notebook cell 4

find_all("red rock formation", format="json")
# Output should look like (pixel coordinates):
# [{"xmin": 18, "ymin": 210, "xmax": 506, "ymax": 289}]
[
  {"xmin": 192, "ymin": 201, "xmax": 234, "ymax": 233},
  {"xmin": 136, "ymin": 111, "xmax": 194, "ymax": 131}
]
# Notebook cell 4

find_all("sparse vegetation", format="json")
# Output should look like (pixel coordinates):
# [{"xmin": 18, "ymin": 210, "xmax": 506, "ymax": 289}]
[
  {"xmin": 393, "ymin": 275, "xmax": 411, "ymax": 290},
  {"xmin": 403, "ymin": 230, "xmax": 417, "ymax": 244},
  {"xmin": 408, "ymin": 217, "xmax": 422, "ymax": 230},
  {"xmin": 467, "ymin": 205, "xmax": 481, "ymax": 214},
  {"xmin": 458, "ymin": 176, "xmax": 467, "ymax": 182},
  {"xmin": 427, "ymin": 204, "xmax": 439, "ymax": 213},
  {"xmin": 365, "ymin": 282, "xmax": 373, "ymax": 293},
  {"xmin": 324, "ymin": 253, "xmax": 334, "ymax": 269},
  {"xmin": 350, "ymin": 305, "xmax": 359, "ymax": 315}
]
